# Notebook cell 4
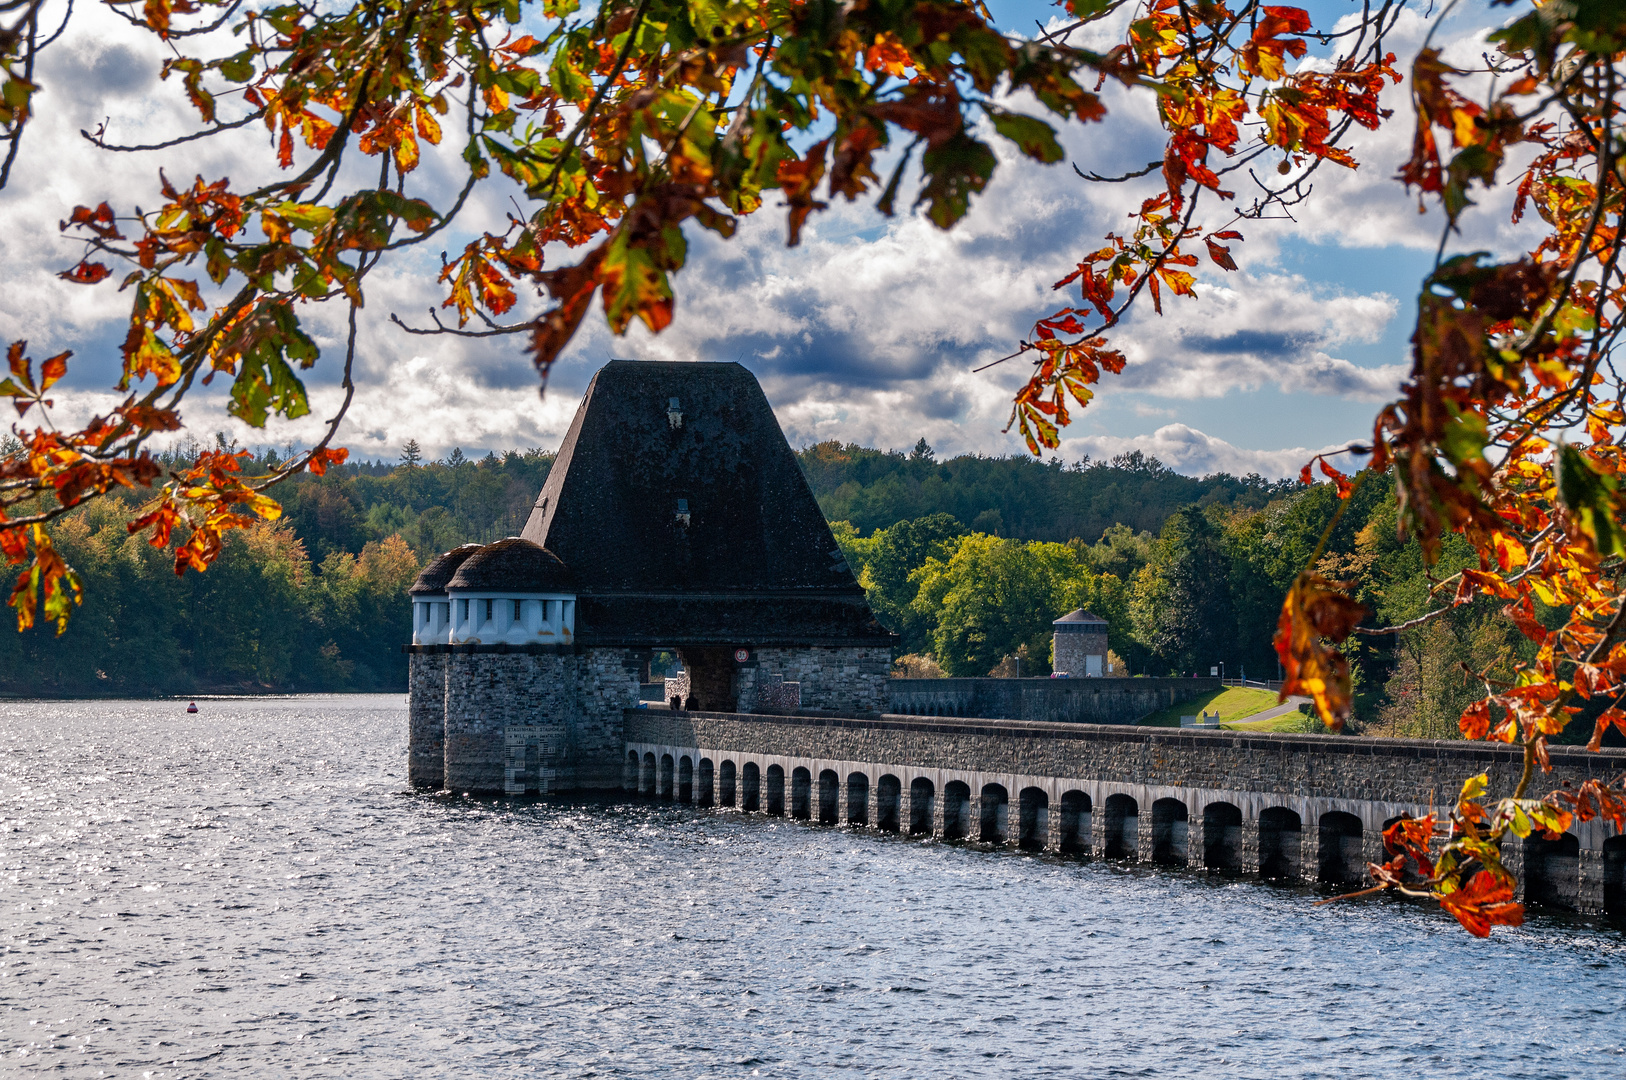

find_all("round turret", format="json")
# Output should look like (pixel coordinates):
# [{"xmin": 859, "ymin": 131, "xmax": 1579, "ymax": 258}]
[
  {"xmin": 446, "ymin": 537, "xmax": 575, "ymax": 593},
  {"xmin": 444, "ymin": 537, "xmax": 577, "ymax": 646},
  {"xmin": 408, "ymin": 543, "xmax": 483, "ymax": 645}
]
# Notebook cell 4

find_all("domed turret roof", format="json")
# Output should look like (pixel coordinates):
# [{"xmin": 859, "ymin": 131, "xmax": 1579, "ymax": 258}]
[
  {"xmin": 447, "ymin": 537, "xmax": 575, "ymax": 593},
  {"xmin": 409, "ymin": 544, "xmax": 484, "ymax": 596}
]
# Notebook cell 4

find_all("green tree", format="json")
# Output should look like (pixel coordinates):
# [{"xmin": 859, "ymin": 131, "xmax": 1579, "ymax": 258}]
[
  {"xmin": 1132, "ymin": 507, "xmax": 1235, "ymax": 676},
  {"xmin": 857, "ymin": 514, "xmax": 968, "ymax": 654},
  {"xmin": 912, "ymin": 535, "xmax": 1092, "ymax": 676}
]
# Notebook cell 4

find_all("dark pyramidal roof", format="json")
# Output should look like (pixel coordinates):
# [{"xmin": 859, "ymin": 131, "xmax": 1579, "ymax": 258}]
[
  {"xmin": 1054, "ymin": 609, "xmax": 1108, "ymax": 627},
  {"xmin": 409, "ymin": 543, "xmax": 483, "ymax": 596},
  {"xmin": 447, "ymin": 537, "xmax": 575, "ymax": 593},
  {"xmin": 520, "ymin": 360, "xmax": 890, "ymax": 646}
]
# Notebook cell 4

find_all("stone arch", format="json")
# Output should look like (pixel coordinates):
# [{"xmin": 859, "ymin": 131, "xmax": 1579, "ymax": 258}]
[
  {"xmin": 1103, "ymin": 793, "xmax": 1138, "ymax": 859},
  {"xmin": 1203, "ymin": 802, "xmax": 1243, "ymax": 871},
  {"xmin": 741, "ymin": 761, "xmax": 760, "ymax": 812},
  {"xmin": 765, "ymin": 764, "xmax": 786, "ymax": 816},
  {"xmin": 877, "ymin": 774, "xmax": 902, "ymax": 833},
  {"xmin": 818, "ymin": 770, "xmax": 840, "ymax": 825},
  {"xmin": 909, "ymin": 777, "xmax": 936, "ymax": 836},
  {"xmin": 1317, "ymin": 811, "xmax": 1364, "ymax": 885},
  {"xmin": 1259, "ymin": 807, "xmax": 1302, "ymax": 880},
  {"xmin": 1058, "ymin": 790, "xmax": 1091, "ymax": 854},
  {"xmin": 624, "ymin": 750, "xmax": 639, "ymax": 791},
  {"xmin": 640, "ymin": 752, "xmax": 656, "ymax": 797},
  {"xmin": 943, "ymin": 781, "xmax": 972, "ymax": 840},
  {"xmin": 659, "ymin": 754, "xmax": 675, "ymax": 801},
  {"xmin": 791, "ymin": 766, "xmax": 812, "ymax": 820},
  {"xmin": 1018, "ymin": 787, "xmax": 1049, "ymax": 851},
  {"xmin": 1605, "ymin": 836, "xmax": 1626, "ymax": 919},
  {"xmin": 1151, "ymin": 798, "xmax": 1189, "ymax": 866},
  {"xmin": 980, "ymin": 783, "xmax": 1010, "ymax": 844},
  {"xmin": 846, "ymin": 772, "xmax": 870, "ymax": 826},
  {"xmin": 678, "ymin": 755, "xmax": 694, "ymax": 803},
  {"xmin": 696, "ymin": 758, "xmax": 715, "ymax": 808},
  {"xmin": 718, "ymin": 760, "xmax": 737, "ymax": 808},
  {"xmin": 1524, "ymin": 831, "xmax": 1581, "ymax": 910}
]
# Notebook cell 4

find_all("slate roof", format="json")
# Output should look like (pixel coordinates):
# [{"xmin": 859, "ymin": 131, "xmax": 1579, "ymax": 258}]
[
  {"xmin": 446, "ymin": 537, "xmax": 575, "ymax": 593},
  {"xmin": 519, "ymin": 360, "xmax": 891, "ymax": 646},
  {"xmin": 408, "ymin": 544, "xmax": 483, "ymax": 596},
  {"xmin": 1054, "ymin": 608, "xmax": 1108, "ymax": 628}
]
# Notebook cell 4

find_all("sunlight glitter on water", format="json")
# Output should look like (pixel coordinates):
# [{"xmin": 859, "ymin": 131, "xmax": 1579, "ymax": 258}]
[{"xmin": 2, "ymin": 695, "xmax": 1623, "ymax": 1078}]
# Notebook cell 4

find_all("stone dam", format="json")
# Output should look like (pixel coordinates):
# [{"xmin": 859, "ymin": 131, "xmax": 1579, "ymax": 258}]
[{"xmin": 602, "ymin": 707, "xmax": 1626, "ymax": 918}]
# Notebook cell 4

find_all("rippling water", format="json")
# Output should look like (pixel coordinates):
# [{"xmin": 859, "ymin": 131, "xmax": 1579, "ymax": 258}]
[{"xmin": 3, "ymin": 696, "xmax": 1624, "ymax": 1078}]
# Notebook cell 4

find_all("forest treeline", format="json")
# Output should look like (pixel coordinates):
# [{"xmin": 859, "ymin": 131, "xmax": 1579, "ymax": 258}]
[{"xmin": 1, "ymin": 436, "xmax": 1560, "ymax": 740}]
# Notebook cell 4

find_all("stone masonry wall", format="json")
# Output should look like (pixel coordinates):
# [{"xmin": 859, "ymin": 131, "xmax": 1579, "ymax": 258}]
[
  {"xmin": 408, "ymin": 652, "xmax": 447, "ymax": 787},
  {"xmin": 1052, "ymin": 630, "xmax": 1109, "ymax": 676},
  {"xmin": 443, "ymin": 652, "xmax": 577, "ymax": 792},
  {"xmin": 626, "ymin": 710, "xmax": 1626, "ymax": 807},
  {"xmin": 574, "ymin": 647, "xmax": 643, "ymax": 789},
  {"xmin": 738, "ymin": 646, "xmax": 890, "ymax": 715},
  {"xmin": 887, "ymin": 677, "xmax": 1217, "ymax": 724},
  {"xmin": 420, "ymin": 645, "xmax": 648, "ymax": 793}
]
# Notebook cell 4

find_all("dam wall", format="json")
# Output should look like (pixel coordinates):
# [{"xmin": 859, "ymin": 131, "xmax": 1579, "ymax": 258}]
[
  {"xmin": 884, "ymin": 676, "xmax": 1220, "ymax": 724},
  {"xmin": 618, "ymin": 709, "xmax": 1626, "ymax": 916}
]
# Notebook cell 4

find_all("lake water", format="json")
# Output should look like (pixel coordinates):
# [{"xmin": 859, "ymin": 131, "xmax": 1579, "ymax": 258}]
[{"xmin": 2, "ymin": 695, "xmax": 1623, "ymax": 1078}]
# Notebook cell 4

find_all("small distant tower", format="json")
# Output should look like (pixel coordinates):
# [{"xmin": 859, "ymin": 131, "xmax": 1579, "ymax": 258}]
[{"xmin": 1053, "ymin": 609, "xmax": 1110, "ymax": 677}]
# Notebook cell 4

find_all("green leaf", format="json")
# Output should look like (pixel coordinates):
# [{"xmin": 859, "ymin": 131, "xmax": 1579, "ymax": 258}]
[
  {"xmin": 986, "ymin": 107, "xmax": 1064, "ymax": 164},
  {"xmin": 1556, "ymin": 442, "xmax": 1626, "ymax": 557},
  {"xmin": 916, "ymin": 133, "xmax": 997, "ymax": 229}
]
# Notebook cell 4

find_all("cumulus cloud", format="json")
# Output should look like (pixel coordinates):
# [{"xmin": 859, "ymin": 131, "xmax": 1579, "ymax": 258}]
[
  {"xmin": 0, "ymin": 0, "xmax": 1509, "ymax": 477},
  {"xmin": 1060, "ymin": 423, "xmax": 1358, "ymax": 480}
]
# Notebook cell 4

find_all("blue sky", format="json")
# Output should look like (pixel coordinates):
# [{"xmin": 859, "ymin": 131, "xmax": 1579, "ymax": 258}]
[{"xmin": 0, "ymin": 0, "xmax": 1526, "ymax": 478}]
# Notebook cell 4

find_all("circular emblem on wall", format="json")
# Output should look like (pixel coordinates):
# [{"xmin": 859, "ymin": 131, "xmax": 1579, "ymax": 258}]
[{"xmin": 734, "ymin": 648, "xmax": 750, "ymax": 663}]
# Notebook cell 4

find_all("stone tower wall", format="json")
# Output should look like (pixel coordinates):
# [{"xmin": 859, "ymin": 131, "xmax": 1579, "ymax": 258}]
[
  {"xmin": 408, "ymin": 652, "xmax": 447, "ymax": 787},
  {"xmin": 1053, "ymin": 629, "xmax": 1109, "ymax": 676}
]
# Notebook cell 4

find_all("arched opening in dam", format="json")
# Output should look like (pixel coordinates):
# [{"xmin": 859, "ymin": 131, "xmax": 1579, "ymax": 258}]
[
  {"xmin": 1058, "ymin": 790, "xmax": 1091, "ymax": 854},
  {"xmin": 1104, "ymin": 794, "xmax": 1138, "ymax": 859},
  {"xmin": 791, "ymin": 767, "xmax": 812, "ymax": 820},
  {"xmin": 1317, "ymin": 812, "xmax": 1364, "ymax": 885},
  {"xmin": 877, "ymin": 775, "xmax": 902, "ymax": 833},
  {"xmin": 765, "ymin": 764, "xmax": 786, "ymax": 816},
  {"xmin": 718, "ymin": 759, "xmax": 737, "ymax": 808},
  {"xmin": 943, "ymin": 781, "xmax": 972, "ymax": 840},
  {"xmin": 1152, "ymin": 798, "xmax": 1188, "ymax": 866},
  {"xmin": 910, "ymin": 778, "xmax": 935, "ymax": 836},
  {"xmin": 1204, "ymin": 802, "xmax": 1242, "ymax": 872},
  {"xmin": 696, "ymin": 758, "xmax": 714, "ymax": 807},
  {"xmin": 980, "ymin": 784, "xmax": 1010, "ymax": 844},
  {"xmin": 846, "ymin": 772, "xmax": 870, "ymax": 826},
  {"xmin": 1018, "ymin": 787, "xmax": 1048, "ymax": 851},
  {"xmin": 818, "ymin": 769, "xmax": 840, "ymax": 825},
  {"xmin": 1525, "ymin": 831, "xmax": 1581, "ymax": 911},
  {"xmin": 1259, "ymin": 807, "xmax": 1302, "ymax": 880}
]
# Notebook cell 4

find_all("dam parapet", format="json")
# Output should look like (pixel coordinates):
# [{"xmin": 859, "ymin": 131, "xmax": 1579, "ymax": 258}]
[{"xmin": 886, "ymin": 676, "xmax": 1220, "ymax": 724}]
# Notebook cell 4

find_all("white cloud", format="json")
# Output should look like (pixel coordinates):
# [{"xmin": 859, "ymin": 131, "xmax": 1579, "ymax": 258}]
[
  {"xmin": 0, "ymin": 1, "xmax": 1515, "ymax": 477},
  {"xmin": 1060, "ymin": 423, "xmax": 1355, "ymax": 479}
]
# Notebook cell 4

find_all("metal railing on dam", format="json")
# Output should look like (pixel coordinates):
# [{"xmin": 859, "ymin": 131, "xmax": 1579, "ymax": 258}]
[{"xmin": 621, "ymin": 708, "xmax": 1626, "ymax": 917}]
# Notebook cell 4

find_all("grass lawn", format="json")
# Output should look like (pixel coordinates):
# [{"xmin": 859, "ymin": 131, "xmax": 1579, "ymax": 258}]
[
  {"xmin": 1137, "ymin": 686, "xmax": 1284, "ymax": 728},
  {"xmin": 1224, "ymin": 707, "xmax": 1322, "ymax": 733}
]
